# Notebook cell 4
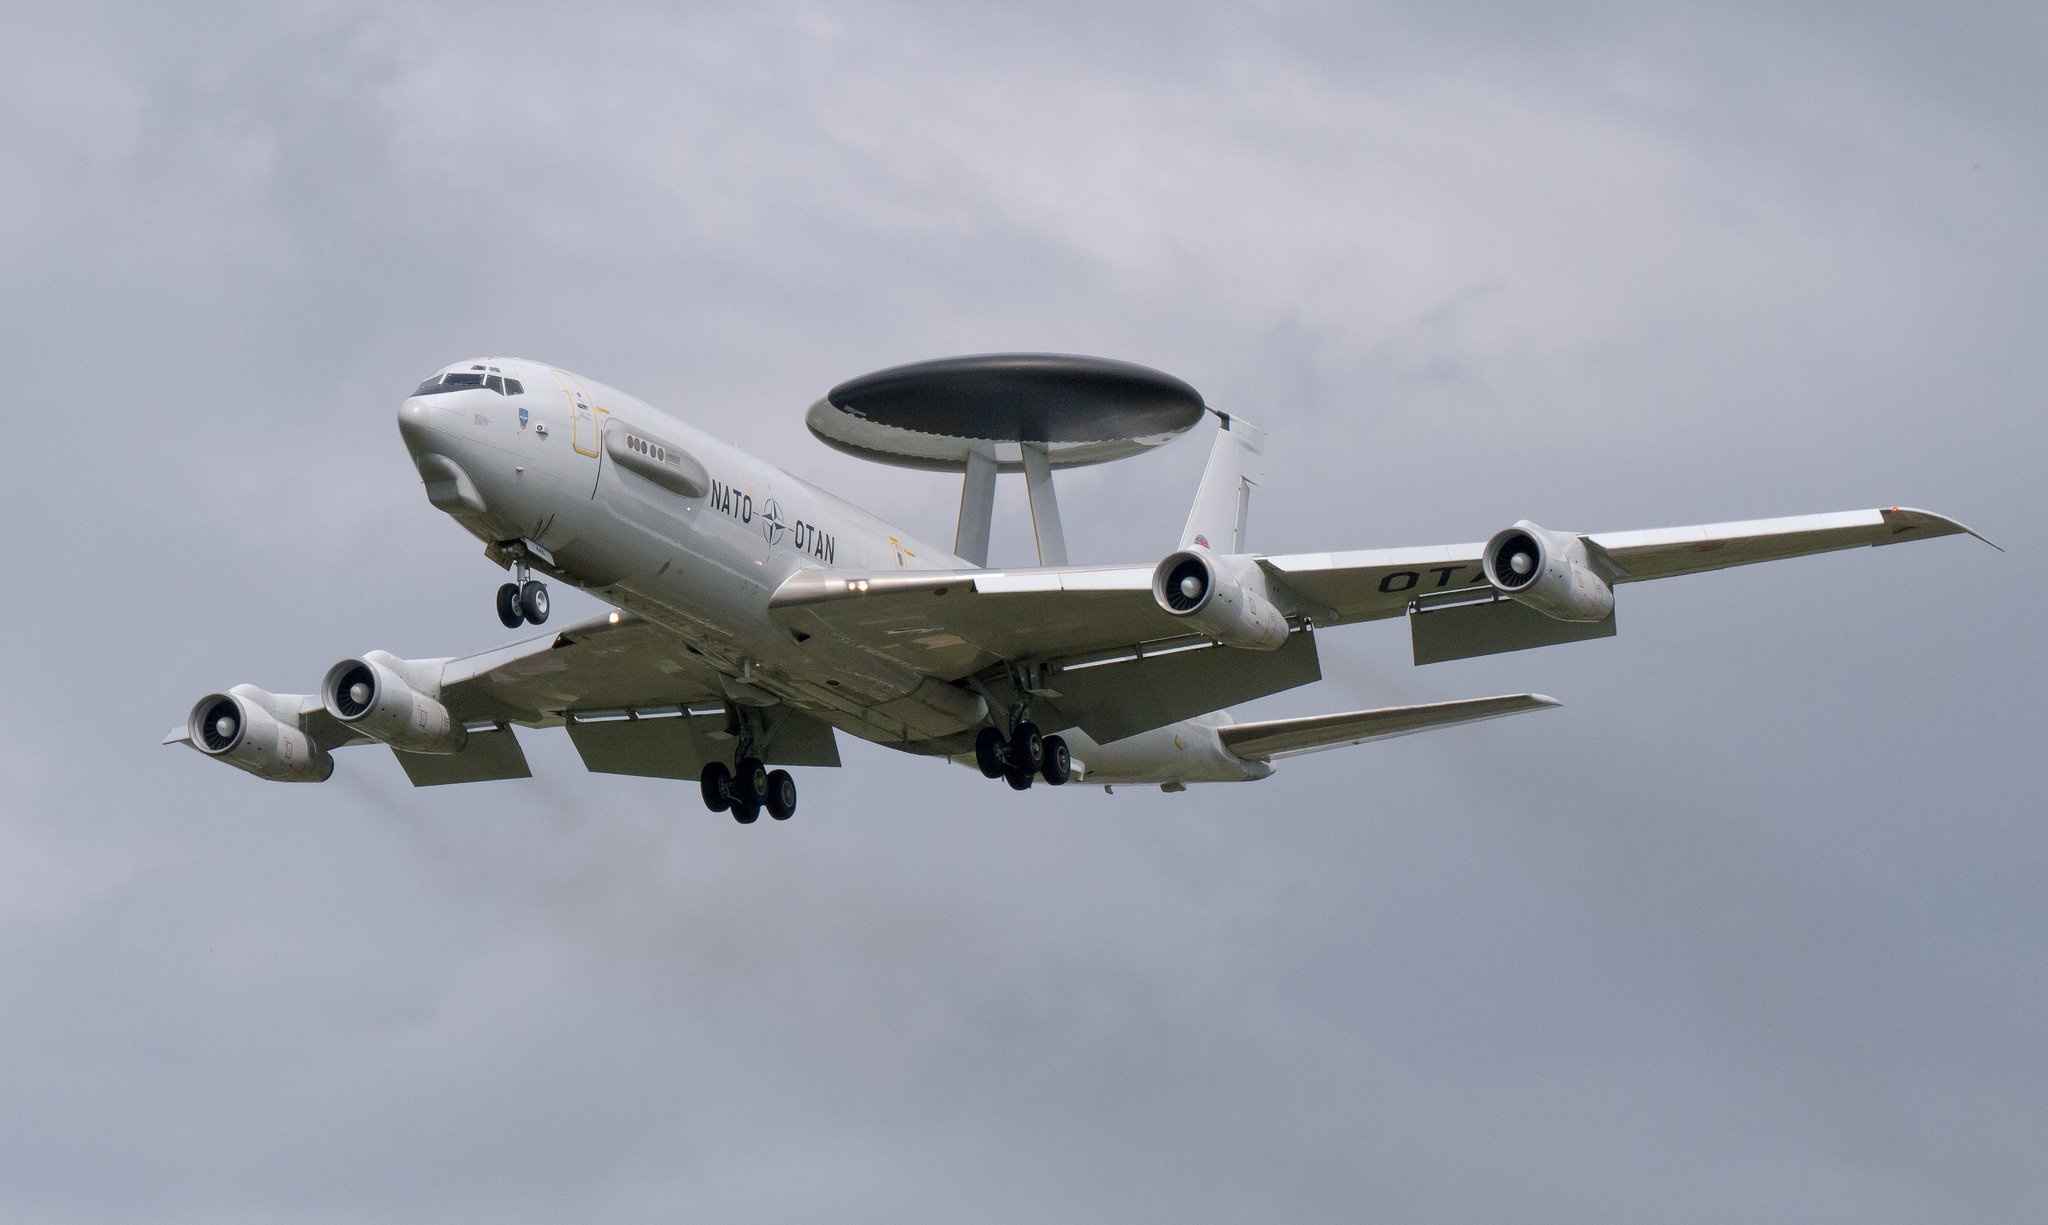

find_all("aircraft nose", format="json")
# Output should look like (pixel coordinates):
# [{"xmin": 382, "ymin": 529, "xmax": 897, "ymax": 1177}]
[
  {"xmin": 396, "ymin": 397, "xmax": 443, "ymax": 456},
  {"xmin": 396, "ymin": 396, "xmax": 493, "ymax": 517}
]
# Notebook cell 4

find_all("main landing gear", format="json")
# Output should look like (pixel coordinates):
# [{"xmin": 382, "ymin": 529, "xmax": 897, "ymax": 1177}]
[
  {"xmin": 699, "ymin": 758, "xmax": 798, "ymax": 823},
  {"xmin": 697, "ymin": 712, "xmax": 797, "ymax": 824},
  {"xmin": 495, "ymin": 556, "xmax": 550, "ymax": 628},
  {"xmin": 692, "ymin": 708, "xmax": 794, "ymax": 827},
  {"xmin": 975, "ymin": 719, "xmax": 1071, "ymax": 790}
]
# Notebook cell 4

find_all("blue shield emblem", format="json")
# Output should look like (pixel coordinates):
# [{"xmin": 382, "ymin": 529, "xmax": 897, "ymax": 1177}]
[{"xmin": 517, "ymin": 407, "xmax": 529, "ymax": 429}]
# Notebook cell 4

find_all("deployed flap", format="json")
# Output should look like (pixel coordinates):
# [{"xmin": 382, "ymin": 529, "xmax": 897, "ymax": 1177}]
[
  {"xmin": 567, "ymin": 706, "xmax": 841, "ymax": 779},
  {"xmin": 1038, "ymin": 629, "xmax": 1321, "ymax": 743},
  {"xmin": 1220, "ymin": 693, "xmax": 1560, "ymax": 762},
  {"xmin": 1411, "ymin": 598, "xmax": 1617, "ymax": 665},
  {"xmin": 757, "ymin": 707, "xmax": 842, "ymax": 766},
  {"xmin": 393, "ymin": 726, "xmax": 532, "ymax": 786},
  {"xmin": 566, "ymin": 711, "xmax": 726, "ymax": 779}
]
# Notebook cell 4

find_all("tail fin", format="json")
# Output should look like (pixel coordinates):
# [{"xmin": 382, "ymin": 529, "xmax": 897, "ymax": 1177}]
[{"xmin": 1180, "ymin": 414, "xmax": 1266, "ymax": 554}]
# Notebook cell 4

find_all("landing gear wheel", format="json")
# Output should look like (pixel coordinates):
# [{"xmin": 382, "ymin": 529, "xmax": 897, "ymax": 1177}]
[
  {"xmin": 699, "ymin": 761, "xmax": 732, "ymax": 812},
  {"xmin": 1004, "ymin": 768, "xmax": 1035, "ymax": 791},
  {"xmin": 518, "ymin": 580, "xmax": 550, "ymax": 625},
  {"xmin": 1010, "ymin": 721, "xmax": 1044, "ymax": 775},
  {"xmin": 974, "ymin": 727, "xmax": 1008, "ymax": 779},
  {"xmin": 764, "ymin": 769, "xmax": 797, "ymax": 820},
  {"xmin": 496, "ymin": 583, "xmax": 524, "ymax": 628},
  {"xmin": 734, "ymin": 756, "xmax": 768, "ymax": 808},
  {"xmin": 1040, "ymin": 734, "xmax": 1071, "ymax": 786},
  {"xmin": 730, "ymin": 800, "xmax": 760, "ymax": 824}
]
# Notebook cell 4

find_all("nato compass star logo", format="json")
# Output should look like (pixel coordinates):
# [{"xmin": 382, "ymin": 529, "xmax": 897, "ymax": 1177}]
[{"xmin": 760, "ymin": 498, "xmax": 789, "ymax": 546}]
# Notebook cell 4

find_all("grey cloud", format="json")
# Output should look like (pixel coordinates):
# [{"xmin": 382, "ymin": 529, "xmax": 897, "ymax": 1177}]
[{"xmin": 0, "ymin": 2, "xmax": 2039, "ymax": 1222}]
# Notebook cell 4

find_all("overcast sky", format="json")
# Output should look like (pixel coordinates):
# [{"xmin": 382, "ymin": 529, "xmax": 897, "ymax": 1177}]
[{"xmin": 2, "ymin": 2, "xmax": 2042, "ymax": 1221}]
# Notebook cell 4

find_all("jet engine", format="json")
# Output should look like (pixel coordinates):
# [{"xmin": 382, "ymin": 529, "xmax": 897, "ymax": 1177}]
[
  {"xmin": 1481, "ymin": 520, "xmax": 1615, "ymax": 622},
  {"xmin": 1151, "ymin": 549, "xmax": 1291, "ymax": 650},
  {"xmin": 187, "ymin": 686, "xmax": 334, "ymax": 783},
  {"xmin": 321, "ymin": 652, "xmax": 465, "ymax": 754}
]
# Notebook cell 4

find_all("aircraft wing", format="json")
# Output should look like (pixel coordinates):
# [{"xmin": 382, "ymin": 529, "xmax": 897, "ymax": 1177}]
[
  {"xmin": 168, "ymin": 612, "xmax": 838, "ymax": 787},
  {"xmin": 773, "ymin": 506, "xmax": 1984, "ymax": 666},
  {"xmin": 769, "ymin": 506, "xmax": 1983, "ymax": 737},
  {"xmin": 1263, "ymin": 506, "xmax": 1988, "ymax": 627},
  {"xmin": 431, "ymin": 612, "xmax": 730, "ymax": 726},
  {"xmin": 770, "ymin": 564, "xmax": 1170, "ymax": 679},
  {"xmin": 1218, "ymin": 694, "xmax": 1560, "ymax": 762}
]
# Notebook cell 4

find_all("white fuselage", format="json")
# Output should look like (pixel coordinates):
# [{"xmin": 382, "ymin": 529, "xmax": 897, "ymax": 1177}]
[{"xmin": 394, "ymin": 358, "xmax": 1267, "ymax": 787}]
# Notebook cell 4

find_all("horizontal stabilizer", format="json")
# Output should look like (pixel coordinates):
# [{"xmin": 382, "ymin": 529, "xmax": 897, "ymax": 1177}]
[{"xmin": 1218, "ymin": 693, "xmax": 1560, "ymax": 762}]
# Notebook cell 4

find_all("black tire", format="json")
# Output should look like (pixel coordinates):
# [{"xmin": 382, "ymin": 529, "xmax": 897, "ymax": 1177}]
[
  {"xmin": 518, "ymin": 580, "xmax": 550, "ymax": 625},
  {"xmin": 1010, "ymin": 721, "xmax": 1044, "ymax": 774},
  {"xmin": 974, "ymin": 727, "xmax": 1007, "ymax": 779},
  {"xmin": 734, "ymin": 756, "xmax": 768, "ymax": 807},
  {"xmin": 731, "ymin": 800, "xmax": 760, "ymax": 824},
  {"xmin": 1040, "ymin": 735, "xmax": 1071, "ymax": 786},
  {"xmin": 496, "ymin": 583, "xmax": 524, "ymax": 627},
  {"xmin": 765, "ymin": 769, "xmax": 797, "ymax": 820},
  {"xmin": 699, "ymin": 761, "xmax": 732, "ymax": 812},
  {"xmin": 1004, "ymin": 768, "xmax": 1034, "ymax": 791}
]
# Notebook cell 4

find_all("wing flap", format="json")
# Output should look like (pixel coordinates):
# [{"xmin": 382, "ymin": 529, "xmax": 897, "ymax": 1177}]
[
  {"xmin": 1039, "ymin": 629, "xmax": 1322, "ymax": 743},
  {"xmin": 566, "ymin": 711, "xmax": 726, "ymax": 780},
  {"xmin": 564, "ymin": 705, "xmax": 840, "ymax": 780},
  {"xmin": 1220, "ymin": 694, "xmax": 1561, "ymax": 762},
  {"xmin": 1411, "ymin": 598, "xmax": 1617, "ymax": 665},
  {"xmin": 392, "ymin": 726, "xmax": 532, "ymax": 786}
]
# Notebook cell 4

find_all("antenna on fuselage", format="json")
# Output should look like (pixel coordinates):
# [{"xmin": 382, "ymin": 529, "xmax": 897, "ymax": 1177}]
[{"xmin": 805, "ymin": 353, "xmax": 1209, "ymax": 568}]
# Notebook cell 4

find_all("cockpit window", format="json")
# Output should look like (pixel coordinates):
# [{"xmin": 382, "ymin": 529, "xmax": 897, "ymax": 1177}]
[
  {"xmin": 505, "ymin": 378, "xmax": 524, "ymax": 395},
  {"xmin": 413, "ymin": 370, "xmax": 507, "ymax": 396}
]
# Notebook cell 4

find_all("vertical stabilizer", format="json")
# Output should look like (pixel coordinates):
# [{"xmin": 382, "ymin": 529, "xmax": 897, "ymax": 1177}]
[{"xmin": 1179, "ymin": 415, "xmax": 1266, "ymax": 554}]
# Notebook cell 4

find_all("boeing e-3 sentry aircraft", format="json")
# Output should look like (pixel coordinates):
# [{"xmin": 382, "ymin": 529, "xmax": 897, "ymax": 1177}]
[{"xmin": 168, "ymin": 353, "xmax": 1990, "ymax": 822}]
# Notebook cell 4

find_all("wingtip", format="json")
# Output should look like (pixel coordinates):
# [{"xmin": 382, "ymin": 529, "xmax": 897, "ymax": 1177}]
[
  {"xmin": 1528, "ymin": 694, "xmax": 1563, "ymax": 709},
  {"xmin": 1885, "ymin": 506, "xmax": 2001, "ymax": 552}
]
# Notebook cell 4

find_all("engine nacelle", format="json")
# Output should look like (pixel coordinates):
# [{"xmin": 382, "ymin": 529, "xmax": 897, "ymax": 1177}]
[
  {"xmin": 321, "ymin": 652, "xmax": 465, "ymax": 755},
  {"xmin": 1150, "ymin": 549, "xmax": 1291, "ymax": 650},
  {"xmin": 187, "ymin": 686, "xmax": 334, "ymax": 783},
  {"xmin": 1481, "ymin": 520, "xmax": 1615, "ymax": 622}
]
